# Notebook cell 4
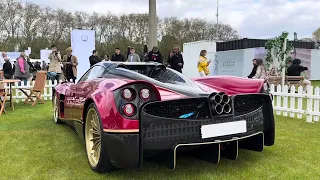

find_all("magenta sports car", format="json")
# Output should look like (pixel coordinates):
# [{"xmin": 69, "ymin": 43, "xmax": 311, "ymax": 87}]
[{"xmin": 52, "ymin": 62, "xmax": 275, "ymax": 172}]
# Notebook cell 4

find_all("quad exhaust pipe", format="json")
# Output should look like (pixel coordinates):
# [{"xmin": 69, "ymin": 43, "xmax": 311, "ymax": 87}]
[
  {"xmin": 210, "ymin": 93, "xmax": 224, "ymax": 104},
  {"xmin": 214, "ymin": 104, "xmax": 223, "ymax": 114},
  {"xmin": 223, "ymin": 104, "xmax": 232, "ymax": 113},
  {"xmin": 209, "ymin": 92, "xmax": 232, "ymax": 115},
  {"xmin": 222, "ymin": 94, "xmax": 230, "ymax": 104}
]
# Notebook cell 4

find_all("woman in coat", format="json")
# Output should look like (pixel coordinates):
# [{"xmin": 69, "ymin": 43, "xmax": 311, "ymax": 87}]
[
  {"xmin": 197, "ymin": 50, "xmax": 211, "ymax": 76},
  {"xmin": 14, "ymin": 52, "xmax": 31, "ymax": 85},
  {"xmin": 48, "ymin": 45, "xmax": 62, "ymax": 83},
  {"xmin": 252, "ymin": 59, "xmax": 267, "ymax": 79},
  {"xmin": 62, "ymin": 47, "xmax": 78, "ymax": 83}
]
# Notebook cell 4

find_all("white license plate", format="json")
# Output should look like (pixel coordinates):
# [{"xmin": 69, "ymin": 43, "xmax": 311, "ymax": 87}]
[{"xmin": 201, "ymin": 120, "xmax": 247, "ymax": 139}]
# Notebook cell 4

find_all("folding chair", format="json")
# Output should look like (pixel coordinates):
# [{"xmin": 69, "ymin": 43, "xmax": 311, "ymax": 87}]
[
  {"xmin": 0, "ymin": 90, "xmax": 7, "ymax": 116},
  {"xmin": 0, "ymin": 71, "xmax": 7, "ymax": 116},
  {"xmin": 19, "ymin": 71, "xmax": 47, "ymax": 106}
]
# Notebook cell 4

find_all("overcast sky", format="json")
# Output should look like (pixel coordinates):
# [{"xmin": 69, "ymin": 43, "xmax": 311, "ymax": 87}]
[{"xmin": 22, "ymin": 0, "xmax": 319, "ymax": 40}]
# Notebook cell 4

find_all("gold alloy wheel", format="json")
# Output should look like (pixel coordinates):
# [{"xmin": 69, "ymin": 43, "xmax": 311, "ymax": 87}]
[{"xmin": 85, "ymin": 108, "xmax": 102, "ymax": 168}]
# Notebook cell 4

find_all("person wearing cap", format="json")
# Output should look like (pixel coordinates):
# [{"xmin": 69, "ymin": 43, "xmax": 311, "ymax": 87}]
[
  {"xmin": 48, "ymin": 45, "xmax": 62, "ymax": 83},
  {"xmin": 62, "ymin": 47, "xmax": 78, "ymax": 83}
]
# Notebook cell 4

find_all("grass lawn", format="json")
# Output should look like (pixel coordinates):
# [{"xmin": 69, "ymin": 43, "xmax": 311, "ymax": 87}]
[{"xmin": 1, "ymin": 103, "xmax": 320, "ymax": 180}]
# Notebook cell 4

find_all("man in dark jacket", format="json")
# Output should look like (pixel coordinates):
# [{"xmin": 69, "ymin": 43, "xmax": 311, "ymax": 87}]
[
  {"xmin": 287, "ymin": 58, "xmax": 311, "ymax": 92},
  {"xmin": 111, "ymin": 48, "xmax": 125, "ymax": 62},
  {"xmin": 89, "ymin": 50, "xmax": 100, "ymax": 67},
  {"xmin": 248, "ymin": 59, "xmax": 257, "ymax": 78},
  {"xmin": 287, "ymin": 58, "xmax": 308, "ymax": 76},
  {"xmin": 147, "ymin": 46, "xmax": 162, "ymax": 63},
  {"xmin": 3, "ymin": 58, "xmax": 13, "ymax": 79},
  {"xmin": 167, "ymin": 45, "xmax": 183, "ymax": 73},
  {"xmin": 34, "ymin": 62, "xmax": 41, "ymax": 71}
]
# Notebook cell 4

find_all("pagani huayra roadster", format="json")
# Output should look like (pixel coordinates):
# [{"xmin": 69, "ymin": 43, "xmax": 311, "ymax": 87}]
[{"xmin": 53, "ymin": 62, "xmax": 275, "ymax": 172}]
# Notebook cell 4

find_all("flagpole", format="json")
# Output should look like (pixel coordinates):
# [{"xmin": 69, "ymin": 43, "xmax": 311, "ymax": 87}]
[{"xmin": 216, "ymin": 0, "xmax": 219, "ymax": 40}]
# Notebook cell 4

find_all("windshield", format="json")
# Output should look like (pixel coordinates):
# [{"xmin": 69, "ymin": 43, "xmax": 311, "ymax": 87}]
[
  {"xmin": 151, "ymin": 67, "xmax": 192, "ymax": 85},
  {"xmin": 104, "ymin": 65, "xmax": 196, "ymax": 87}
]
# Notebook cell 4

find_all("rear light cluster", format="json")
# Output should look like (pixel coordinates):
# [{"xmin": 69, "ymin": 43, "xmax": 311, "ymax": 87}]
[
  {"xmin": 120, "ymin": 87, "xmax": 152, "ymax": 117},
  {"xmin": 123, "ymin": 103, "xmax": 135, "ymax": 117}
]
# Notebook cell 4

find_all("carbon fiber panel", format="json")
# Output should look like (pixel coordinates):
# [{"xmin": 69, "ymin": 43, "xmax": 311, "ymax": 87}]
[
  {"xmin": 140, "ymin": 101, "xmax": 264, "ymax": 151},
  {"xmin": 103, "ymin": 133, "xmax": 140, "ymax": 169}
]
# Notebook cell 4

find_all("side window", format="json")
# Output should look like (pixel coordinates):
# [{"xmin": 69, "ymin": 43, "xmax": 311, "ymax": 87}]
[{"xmin": 79, "ymin": 66, "xmax": 106, "ymax": 82}]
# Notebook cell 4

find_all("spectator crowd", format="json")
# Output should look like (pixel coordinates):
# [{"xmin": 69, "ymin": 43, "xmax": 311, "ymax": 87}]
[
  {"xmin": 0, "ymin": 44, "xmax": 186, "ymax": 84},
  {"xmin": 1, "ymin": 43, "xmax": 309, "ymax": 92}
]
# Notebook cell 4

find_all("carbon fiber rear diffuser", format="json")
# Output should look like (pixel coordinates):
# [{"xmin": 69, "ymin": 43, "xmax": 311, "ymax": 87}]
[{"xmin": 148, "ymin": 132, "xmax": 264, "ymax": 170}]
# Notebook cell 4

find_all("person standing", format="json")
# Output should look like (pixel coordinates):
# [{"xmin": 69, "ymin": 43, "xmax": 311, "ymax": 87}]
[
  {"xmin": 34, "ymin": 62, "xmax": 41, "ymax": 71},
  {"xmin": 14, "ymin": 52, "xmax": 31, "ymax": 85},
  {"xmin": 3, "ymin": 58, "xmax": 13, "ymax": 79},
  {"xmin": 147, "ymin": 46, "xmax": 162, "ymax": 63},
  {"xmin": 48, "ymin": 45, "xmax": 62, "ymax": 83},
  {"xmin": 42, "ymin": 61, "xmax": 47, "ymax": 70},
  {"xmin": 63, "ymin": 47, "xmax": 78, "ymax": 83},
  {"xmin": 0, "ymin": 52, "xmax": 6, "ymax": 71},
  {"xmin": 102, "ymin": 55, "xmax": 110, "ymax": 61},
  {"xmin": 142, "ymin": 44, "xmax": 149, "ymax": 62},
  {"xmin": 287, "ymin": 58, "xmax": 311, "ymax": 92},
  {"xmin": 1, "ymin": 52, "xmax": 13, "ymax": 71},
  {"xmin": 89, "ymin": 50, "xmax": 100, "ymax": 67},
  {"xmin": 197, "ymin": 50, "xmax": 211, "ymax": 76},
  {"xmin": 167, "ymin": 45, "xmax": 184, "ymax": 73},
  {"xmin": 247, "ymin": 59, "xmax": 257, "ymax": 78},
  {"xmin": 111, "ymin": 48, "xmax": 125, "ymax": 62},
  {"xmin": 127, "ymin": 47, "xmax": 141, "ymax": 62},
  {"xmin": 252, "ymin": 59, "xmax": 267, "ymax": 79},
  {"xmin": 26, "ymin": 56, "xmax": 36, "ymax": 81}
]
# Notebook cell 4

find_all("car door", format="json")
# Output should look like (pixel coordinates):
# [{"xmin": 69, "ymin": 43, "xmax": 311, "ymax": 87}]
[{"xmin": 65, "ymin": 65, "xmax": 108, "ymax": 121}]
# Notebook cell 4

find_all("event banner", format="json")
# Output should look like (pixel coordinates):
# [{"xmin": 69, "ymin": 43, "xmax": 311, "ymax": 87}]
[
  {"xmin": 254, "ymin": 47, "xmax": 311, "ymax": 78},
  {"xmin": 295, "ymin": 48, "xmax": 311, "ymax": 79},
  {"xmin": 40, "ymin": 49, "xmax": 52, "ymax": 63},
  {"xmin": 216, "ymin": 50, "xmax": 244, "ymax": 77},
  {"xmin": 71, "ymin": 30, "xmax": 95, "ymax": 80}
]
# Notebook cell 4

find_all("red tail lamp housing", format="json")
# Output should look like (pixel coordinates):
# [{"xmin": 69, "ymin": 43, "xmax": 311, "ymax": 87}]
[
  {"xmin": 140, "ymin": 88, "xmax": 151, "ymax": 101},
  {"xmin": 121, "ymin": 88, "xmax": 135, "ymax": 101},
  {"xmin": 123, "ymin": 103, "xmax": 136, "ymax": 117}
]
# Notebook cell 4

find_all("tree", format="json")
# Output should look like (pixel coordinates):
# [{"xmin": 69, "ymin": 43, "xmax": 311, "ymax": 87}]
[
  {"xmin": 0, "ymin": 0, "xmax": 240, "ymax": 59},
  {"xmin": 312, "ymin": 27, "xmax": 320, "ymax": 42},
  {"xmin": 0, "ymin": 0, "xmax": 23, "ymax": 50},
  {"xmin": 20, "ymin": 2, "xmax": 42, "ymax": 48}
]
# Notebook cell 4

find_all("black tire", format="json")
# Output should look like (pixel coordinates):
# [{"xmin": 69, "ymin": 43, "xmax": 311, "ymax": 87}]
[
  {"xmin": 52, "ymin": 94, "xmax": 63, "ymax": 124},
  {"xmin": 84, "ymin": 103, "xmax": 114, "ymax": 173}
]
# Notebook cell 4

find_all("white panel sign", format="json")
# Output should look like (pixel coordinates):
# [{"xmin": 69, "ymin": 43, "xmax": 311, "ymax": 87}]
[
  {"xmin": 40, "ymin": 49, "xmax": 52, "ymax": 63},
  {"xmin": 182, "ymin": 41, "xmax": 216, "ymax": 78},
  {"xmin": 71, "ymin": 30, "xmax": 95, "ymax": 80},
  {"xmin": 216, "ymin": 50, "xmax": 244, "ymax": 77},
  {"xmin": 311, "ymin": 49, "xmax": 320, "ymax": 80}
]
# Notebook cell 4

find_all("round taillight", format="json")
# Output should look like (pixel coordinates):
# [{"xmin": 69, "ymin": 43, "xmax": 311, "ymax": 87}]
[
  {"xmin": 121, "ymin": 88, "xmax": 134, "ymax": 101},
  {"xmin": 140, "ymin": 89, "xmax": 150, "ymax": 100},
  {"xmin": 123, "ymin": 104, "xmax": 135, "ymax": 117}
]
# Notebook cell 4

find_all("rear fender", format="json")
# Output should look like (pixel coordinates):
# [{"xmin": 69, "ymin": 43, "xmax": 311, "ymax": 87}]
[{"xmin": 193, "ymin": 76, "xmax": 265, "ymax": 95}]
